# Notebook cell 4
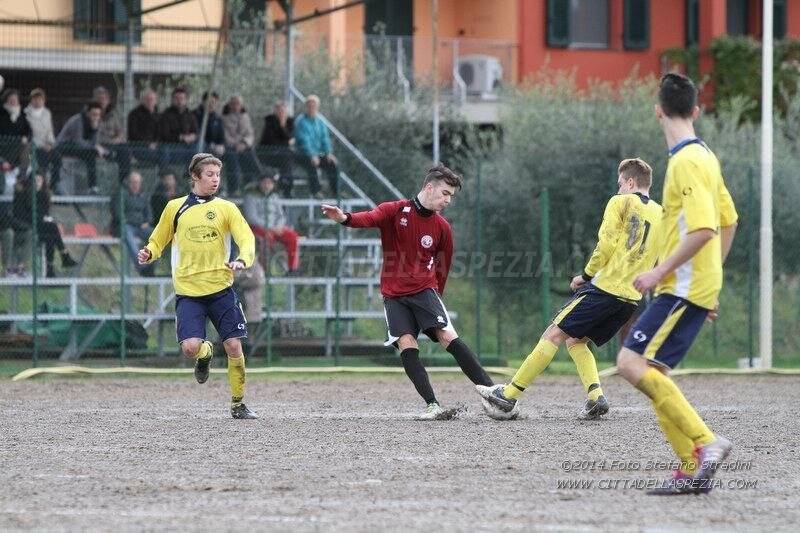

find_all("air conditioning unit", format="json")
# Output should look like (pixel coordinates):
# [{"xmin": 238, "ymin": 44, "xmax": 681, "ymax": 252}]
[{"xmin": 457, "ymin": 54, "xmax": 503, "ymax": 99}]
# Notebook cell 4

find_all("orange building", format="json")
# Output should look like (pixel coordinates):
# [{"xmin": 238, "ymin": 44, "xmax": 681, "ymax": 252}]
[
  {"xmin": 518, "ymin": 0, "xmax": 800, "ymax": 86},
  {"xmin": 274, "ymin": 0, "xmax": 800, "ymax": 86}
]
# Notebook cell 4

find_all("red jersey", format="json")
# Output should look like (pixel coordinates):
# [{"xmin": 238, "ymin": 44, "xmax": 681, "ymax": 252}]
[{"xmin": 344, "ymin": 197, "xmax": 454, "ymax": 297}]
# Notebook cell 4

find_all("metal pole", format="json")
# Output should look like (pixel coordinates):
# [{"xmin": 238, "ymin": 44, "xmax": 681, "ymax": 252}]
[
  {"xmin": 30, "ymin": 154, "xmax": 39, "ymax": 367},
  {"xmin": 540, "ymin": 188, "xmax": 551, "ymax": 332},
  {"xmin": 747, "ymin": 167, "xmax": 755, "ymax": 367},
  {"xmin": 118, "ymin": 187, "xmax": 127, "ymax": 365},
  {"xmin": 264, "ymin": 194, "xmax": 273, "ymax": 366},
  {"xmin": 475, "ymin": 160, "xmax": 482, "ymax": 360},
  {"xmin": 123, "ymin": 14, "xmax": 135, "ymax": 134},
  {"xmin": 432, "ymin": 0, "xmax": 440, "ymax": 164},
  {"xmin": 334, "ymin": 176, "xmax": 342, "ymax": 364},
  {"xmin": 284, "ymin": 2, "xmax": 295, "ymax": 115},
  {"xmin": 760, "ymin": 0, "xmax": 773, "ymax": 369}
]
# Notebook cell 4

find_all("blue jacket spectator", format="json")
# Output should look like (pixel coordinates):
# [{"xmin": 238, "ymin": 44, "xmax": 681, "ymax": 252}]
[{"xmin": 292, "ymin": 95, "xmax": 339, "ymax": 198}]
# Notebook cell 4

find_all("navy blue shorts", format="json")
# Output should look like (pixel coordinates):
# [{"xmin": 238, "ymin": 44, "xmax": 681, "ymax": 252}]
[
  {"xmin": 623, "ymin": 294, "xmax": 709, "ymax": 370},
  {"xmin": 552, "ymin": 286, "xmax": 638, "ymax": 347},
  {"xmin": 175, "ymin": 287, "xmax": 248, "ymax": 344}
]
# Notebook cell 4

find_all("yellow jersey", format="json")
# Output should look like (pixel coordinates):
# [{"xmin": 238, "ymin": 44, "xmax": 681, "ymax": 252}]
[
  {"xmin": 655, "ymin": 140, "xmax": 738, "ymax": 310},
  {"xmin": 144, "ymin": 193, "xmax": 255, "ymax": 297},
  {"xmin": 585, "ymin": 192, "xmax": 663, "ymax": 302}
]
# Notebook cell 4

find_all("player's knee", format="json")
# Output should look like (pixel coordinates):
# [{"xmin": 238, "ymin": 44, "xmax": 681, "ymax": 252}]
[
  {"xmin": 181, "ymin": 339, "xmax": 202, "ymax": 358},
  {"xmin": 434, "ymin": 329, "xmax": 457, "ymax": 348},
  {"xmin": 397, "ymin": 334, "xmax": 418, "ymax": 351},
  {"xmin": 223, "ymin": 338, "xmax": 243, "ymax": 356},
  {"xmin": 616, "ymin": 349, "xmax": 643, "ymax": 382},
  {"xmin": 564, "ymin": 337, "xmax": 587, "ymax": 349},
  {"xmin": 542, "ymin": 325, "xmax": 568, "ymax": 345}
]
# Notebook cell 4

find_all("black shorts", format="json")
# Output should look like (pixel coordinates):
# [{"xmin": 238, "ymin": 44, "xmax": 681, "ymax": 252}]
[
  {"xmin": 623, "ymin": 294, "xmax": 709, "ymax": 370},
  {"xmin": 383, "ymin": 288, "xmax": 456, "ymax": 347},
  {"xmin": 175, "ymin": 287, "xmax": 248, "ymax": 343},
  {"xmin": 552, "ymin": 285, "xmax": 637, "ymax": 346}
]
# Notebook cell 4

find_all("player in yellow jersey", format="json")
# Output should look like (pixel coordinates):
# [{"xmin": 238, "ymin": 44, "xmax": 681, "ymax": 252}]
[
  {"xmin": 616, "ymin": 74, "xmax": 738, "ymax": 495},
  {"xmin": 477, "ymin": 158, "xmax": 662, "ymax": 420},
  {"xmin": 137, "ymin": 153, "xmax": 258, "ymax": 419}
]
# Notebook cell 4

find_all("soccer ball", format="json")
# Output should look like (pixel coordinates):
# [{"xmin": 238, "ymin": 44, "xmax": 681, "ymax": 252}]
[{"xmin": 480, "ymin": 397, "xmax": 520, "ymax": 420}]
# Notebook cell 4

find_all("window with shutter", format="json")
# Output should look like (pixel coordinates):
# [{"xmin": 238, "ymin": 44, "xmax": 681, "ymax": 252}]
[{"xmin": 624, "ymin": 0, "xmax": 650, "ymax": 50}]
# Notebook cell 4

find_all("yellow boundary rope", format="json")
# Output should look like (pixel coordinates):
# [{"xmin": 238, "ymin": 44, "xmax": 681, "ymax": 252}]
[{"xmin": 11, "ymin": 365, "xmax": 800, "ymax": 381}]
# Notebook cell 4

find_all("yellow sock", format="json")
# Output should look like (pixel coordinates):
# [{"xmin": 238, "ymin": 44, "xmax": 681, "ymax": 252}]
[
  {"xmin": 637, "ymin": 367, "xmax": 714, "ymax": 447},
  {"xmin": 196, "ymin": 340, "xmax": 213, "ymax": 361},
  {"xmin": 652, "ymin": 399, "xmax": 698, "ymax": 475},
  {"xmin": 228, "ymin": 355, "xmax": 246, "ymax": 404},
  {"xmin": 567, "ymin": 342, "xmax": 603, "ymax": 401},
  {"xmin": 503, "ymin": 339, "xmax": 558, "ymax": 400}
]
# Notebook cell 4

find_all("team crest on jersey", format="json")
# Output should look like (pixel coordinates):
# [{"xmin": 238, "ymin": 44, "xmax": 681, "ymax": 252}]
[
  {"xmin": 206, "ymin": 210, "xmax": 216, "ymax": 220},
  {"xmin": 420, "ymin": 235, "xmax": 433, "ymax": 248},
  {"xmin": 400, "ymin": 217, "xmax": 408, "ymax": 226}
]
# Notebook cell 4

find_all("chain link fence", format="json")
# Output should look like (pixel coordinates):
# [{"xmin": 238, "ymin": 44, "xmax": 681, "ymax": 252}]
[{"xmin": 1, "ymin": 19, "xmax": 796, "ymax": 372}]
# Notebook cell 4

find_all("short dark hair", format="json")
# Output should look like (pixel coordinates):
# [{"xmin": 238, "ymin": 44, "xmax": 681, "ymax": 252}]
[
  {"xmin": 658, "ymin": 73, "xmax": 697, "ymax": 118},
  {"xmin": 201, "ymin": 91, "xmax": 220, "ymax": 101},
  {"xmin": 86, "ymin": 101, "xmax": 103, "ymax": 112},
  {"xmin": 171, "ymin": 86, "xmax": 187, "ymax": 96},
  {"xmin": 423, "ymin": 163, "xmax": 462, "ymax": 190}
]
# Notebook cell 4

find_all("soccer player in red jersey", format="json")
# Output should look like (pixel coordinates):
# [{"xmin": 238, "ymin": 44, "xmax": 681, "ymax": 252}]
[{"xmin": 321, "ymin": 164, "xmax": 501, "ymax": 420}]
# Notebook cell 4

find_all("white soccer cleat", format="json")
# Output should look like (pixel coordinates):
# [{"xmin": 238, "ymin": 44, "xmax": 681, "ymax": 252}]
[{"xmin": 414, "ymin": 402, "xmax": 460, "ymax": 421}]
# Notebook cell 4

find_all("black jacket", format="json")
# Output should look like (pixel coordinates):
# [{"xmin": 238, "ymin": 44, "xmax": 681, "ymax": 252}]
[
  {"xmin": 127, "ymin": 104, "xmax": 160, "ymax": 143},
  {"xmin": 260, "ymin": 114, "xmax": 294, "ymax": 147},
  {"xmin": 158, "ymin": 105, "xmax": 197, "ymax": 143}
]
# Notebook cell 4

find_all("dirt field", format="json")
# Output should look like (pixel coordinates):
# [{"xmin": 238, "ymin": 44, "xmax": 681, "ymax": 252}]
[{"xmin": 1, "ymin": 373, "xmax": 798, "ymax": 531}]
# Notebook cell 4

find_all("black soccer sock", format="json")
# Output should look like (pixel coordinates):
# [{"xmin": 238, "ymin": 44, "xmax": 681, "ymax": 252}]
[
  {"xmin": 400, "ymin": 348, "xmax": 436, "ymax": 404},
  {"xmin": 446, "ymin": 338, "xmax": 494, "ymax": 386}
]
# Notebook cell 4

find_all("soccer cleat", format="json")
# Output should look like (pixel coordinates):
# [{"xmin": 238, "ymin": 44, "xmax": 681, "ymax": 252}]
[
  {"xmin": 647, "ymin": 470, "xmax": 699, "ymax": 496},
  {"xmin": 193, "ymin": 341, "xmax": 214, "ymax": 384},
  {"xmin": 476, "ymin": 384, "xmax": 517, "ymax": 412},
  {"xmin": 414, "ymin": 402, "xmax": 460, "ymax": 421},
  {"xmin": 578, "ymin": 395, "xmax": 609, "ymax": 420},
  {"xmin": 692, "ymin": 435, "xmax": 733, "ymax": 491},
  {"xmin": 231, "ymin": 403, "xmax": 258, "ymax": 419}
]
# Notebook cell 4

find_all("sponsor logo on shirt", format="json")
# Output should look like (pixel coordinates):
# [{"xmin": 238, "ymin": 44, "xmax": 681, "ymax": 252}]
[
  {"xmin": 420, "ymin": 235, "xmax": 433, "ymax": 248},
  {"xmin": 185, "ymin": 225, "xmax": 220, "ymax": 243}
]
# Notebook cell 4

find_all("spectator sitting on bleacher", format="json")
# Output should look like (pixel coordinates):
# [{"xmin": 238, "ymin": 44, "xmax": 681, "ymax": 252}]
[
  {"xmin": 222, "ymin": 95, "xmax": 258, "ymax": 196},
  {"xmin": 13, "ymin": 173, "xmax": 78, "ymax": 277},
  {"xmin": 293, "ymin": 94, "xmax": 340, "ymax": 199},
  {"xmin": 113, "ymin": 171, "xmax": 154, "ymax": 277},
  {"xmin": 243, "ymin": 171, "xmax": 299, "ymax": 273},
  {"xmin": 150, "ymin": 172, "xmax": 179, "ymax": 226},
  {"xmin": 93, "ymin": 86, "xmax": 132, "ymax": 183},
  {"xmin": 194, "ymin": 91, "xmax": 225, "ymax": 159},
  {"xmin": 259, "ymin": 100, "xmax": 294, "ymax": 197},
  {"xmin": 126, "ymin": 89, "xmax": 161, "ymax": 172},
  {"xmin": 24, "ymin": 88, "xmax": 55, "ymax": 175},
  {"xmin": 158, "ymin": 86, "xmax": 197, "ymax": 170},
  {"xmin": 52, "ymin": 101, "xmax": 105, "ymax": 195},
  {"xmin": 0, "ymin": 88, "xmax": 32, "ymax": 170},
  {"xmin": 1, "ymin": 158, "xmax": 27, "ymax": 275}
]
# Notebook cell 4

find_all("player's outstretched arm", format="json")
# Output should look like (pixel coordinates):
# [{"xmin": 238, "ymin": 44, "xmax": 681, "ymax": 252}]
[
  {"xmin": 321, "ymin": 204, "xmax": 347, "ymax": 223},
  {"xmin": 321, "ymin": 202, "xmax": 391, "ymax": 228}
]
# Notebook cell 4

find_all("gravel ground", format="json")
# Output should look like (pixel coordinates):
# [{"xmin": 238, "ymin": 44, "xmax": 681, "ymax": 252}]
[{"xmin": 1, "ymin": 373, "xmax": 798, "ymax": 531}]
